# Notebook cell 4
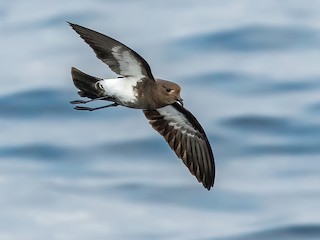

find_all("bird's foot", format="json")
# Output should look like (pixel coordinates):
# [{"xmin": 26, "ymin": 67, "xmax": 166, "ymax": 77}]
[{"xmin": 74, "ymin": 103, "xmax": 119, "ymax": 111}]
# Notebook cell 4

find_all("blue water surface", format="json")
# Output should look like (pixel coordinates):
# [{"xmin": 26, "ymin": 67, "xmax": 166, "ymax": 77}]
[{"xmin": 1, "ymin": 1, "xmax": 320, "ymax": 239}]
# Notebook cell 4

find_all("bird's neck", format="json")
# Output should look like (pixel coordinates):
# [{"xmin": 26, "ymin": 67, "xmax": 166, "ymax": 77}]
[{"xmin": 153, "ymin": 82, "xmax": 169, "ymax": 108}]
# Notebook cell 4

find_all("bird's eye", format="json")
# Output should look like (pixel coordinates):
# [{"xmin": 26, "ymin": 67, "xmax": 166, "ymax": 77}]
[{"xmin": 166, "ymin": 88, "xmax": 171, "ymax": 93}]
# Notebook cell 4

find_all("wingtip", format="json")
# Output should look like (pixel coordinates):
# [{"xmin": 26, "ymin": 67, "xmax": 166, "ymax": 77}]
[
  {"xmin": 204, "ymin": 182, "xmax": 213, "ymax": 191},
  {"xmin": 67, "ymin": 21, "xmax": 78, "ymax": 30},
  {"xmin": 203, "ymin": 173, "xmax": 215, "ymax": 190},
  {"xmin": 71, "ymin": 66, "xmax": 77, "ymax": 74}
]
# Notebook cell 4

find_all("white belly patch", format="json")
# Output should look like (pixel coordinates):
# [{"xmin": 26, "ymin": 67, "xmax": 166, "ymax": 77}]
[{"xmin": 99, "ymin": 77, "xmax": 140, "ymax": 104}]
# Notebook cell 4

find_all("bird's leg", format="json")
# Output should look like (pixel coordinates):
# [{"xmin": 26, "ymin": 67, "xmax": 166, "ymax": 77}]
[
  {"xmin": 70, "ymin": 96, "xmax": 110, "ymax": 105},
  {"xmin": 74, "ymin": 102, "xmax": 119, "ymax": 111}
]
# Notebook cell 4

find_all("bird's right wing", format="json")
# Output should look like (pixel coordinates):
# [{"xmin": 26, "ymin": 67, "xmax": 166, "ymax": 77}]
[
  {"xmin": 143, "ymin": 102, "xmax": 215, "ymax": 190},
  {"xmin": 69, "ymin": 22, "xmax": 155, "ymax": 80}
]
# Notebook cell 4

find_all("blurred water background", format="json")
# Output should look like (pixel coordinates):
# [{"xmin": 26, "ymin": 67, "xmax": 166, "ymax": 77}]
[{"xmin": 1, "ymin": 0, "xmax": 320, "ymax": 239}]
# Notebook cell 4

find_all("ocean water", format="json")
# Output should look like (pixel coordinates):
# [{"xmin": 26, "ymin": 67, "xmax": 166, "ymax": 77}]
[{"xmin": 1, "ymin": 1, "xmax": 320, "ymax": 239}]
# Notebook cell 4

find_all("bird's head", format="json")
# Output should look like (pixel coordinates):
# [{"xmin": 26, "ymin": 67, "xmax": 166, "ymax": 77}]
[{"xmin": 156, "ymin": 79, "xmax": 183, "ymax": 106}]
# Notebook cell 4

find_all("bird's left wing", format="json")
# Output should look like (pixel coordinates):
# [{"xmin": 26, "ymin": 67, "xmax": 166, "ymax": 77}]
[
  {"xmin": 69, "ymin": 22, "xmax": 154, "ymax": 80},
  {"xmin": 143, "ymin": 103, "xmax": 215, "ymax": 190}
]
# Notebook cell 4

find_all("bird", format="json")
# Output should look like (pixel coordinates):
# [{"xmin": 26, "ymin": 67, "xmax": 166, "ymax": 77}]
[{"xmin": 68, "ymin": 22, "xmax": 215, "ymax": 190}]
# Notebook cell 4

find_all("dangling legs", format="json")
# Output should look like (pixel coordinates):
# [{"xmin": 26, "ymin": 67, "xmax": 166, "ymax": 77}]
[
  {"xmin": 70, "ymin": 96, "xmax": 110, "ymax": 105},
  {"xmin": 74, "ymin": 102, "xmax": 119, "ymax": 111}
]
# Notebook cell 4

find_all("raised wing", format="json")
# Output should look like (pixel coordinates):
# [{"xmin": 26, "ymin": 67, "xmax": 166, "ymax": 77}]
[
  {"xmin": 69, "ymin": 22, "xmax": 154, "ymax": 80},
  {"xmin": 144, "ymin": 103, "xmax": 215, "ymax": 190}
]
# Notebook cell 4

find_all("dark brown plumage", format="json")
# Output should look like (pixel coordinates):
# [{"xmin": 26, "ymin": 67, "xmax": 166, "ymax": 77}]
[
  {"xmin": 144, "ymin": 103, "xmax": 215, "ymax": 190},
  {"xmin": 69, "ymin": 22, "xmax": 215, "ymax": 190}
]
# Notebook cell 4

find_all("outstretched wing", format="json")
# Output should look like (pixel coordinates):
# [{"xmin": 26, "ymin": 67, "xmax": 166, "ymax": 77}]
[
  {"xmin": 143, "ymin": 102, "xmax": 215, "ymax": 190},
  {"xmin": 69, "ymin": 22, "xmax": 154, "ymax": 80}
]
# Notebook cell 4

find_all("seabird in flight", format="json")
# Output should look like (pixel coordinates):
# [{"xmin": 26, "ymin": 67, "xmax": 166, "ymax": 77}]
[{"xmin": 68, "ymin": 22, "xmax": 215, "ymax": 190}]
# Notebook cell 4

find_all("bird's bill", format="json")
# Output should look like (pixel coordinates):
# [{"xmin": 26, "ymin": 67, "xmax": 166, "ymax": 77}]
[{"xmin": 177, "ymin": 98, "xmax": 184, "ymax": 106}]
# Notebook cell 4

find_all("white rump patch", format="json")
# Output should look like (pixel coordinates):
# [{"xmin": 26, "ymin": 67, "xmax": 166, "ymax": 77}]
[{"xmin": 99, "ymin": 77, "xmax": 141, "ymax": 104}]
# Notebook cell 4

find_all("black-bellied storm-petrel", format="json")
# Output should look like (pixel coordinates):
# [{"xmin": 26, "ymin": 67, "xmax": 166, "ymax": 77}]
[{"xmin": 69, "ymin": 23, "xmax": 215, "ymax": 190}]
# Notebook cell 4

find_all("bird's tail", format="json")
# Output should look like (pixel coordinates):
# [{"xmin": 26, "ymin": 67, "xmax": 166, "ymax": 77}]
[{"xmin": 71, "ymin": 67, "xmax": 102, "ymax": 99}]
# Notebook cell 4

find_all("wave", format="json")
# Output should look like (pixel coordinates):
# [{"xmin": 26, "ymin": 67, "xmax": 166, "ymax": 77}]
[
  {"xmin": 217, "ymin": 224, "xmax": 320, "ymax": 240},
  {"xmin": 174, "ymin": 26, "xmax": 320, "ymax": 53}
]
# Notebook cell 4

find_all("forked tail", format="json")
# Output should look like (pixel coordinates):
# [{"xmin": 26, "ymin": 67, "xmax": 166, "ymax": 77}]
[{"xmin": 71, "ymin": 67, "xmax": 102, "ymax": 99}]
